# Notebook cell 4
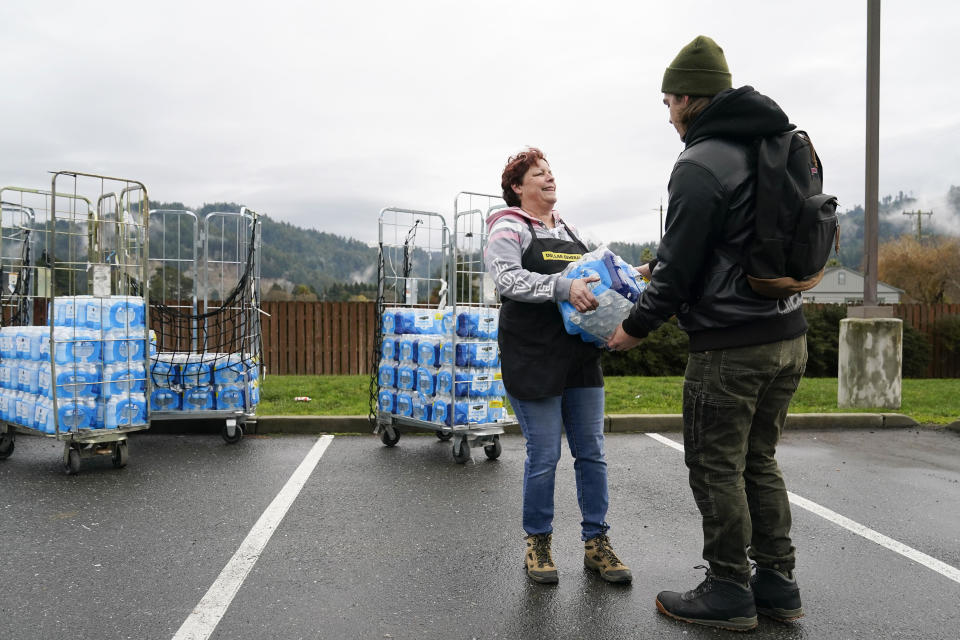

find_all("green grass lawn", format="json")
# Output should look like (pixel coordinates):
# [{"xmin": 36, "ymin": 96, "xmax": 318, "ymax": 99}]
[{"xmin": 258, "ymin": 375, "xmax": 960, "ymax": 425}]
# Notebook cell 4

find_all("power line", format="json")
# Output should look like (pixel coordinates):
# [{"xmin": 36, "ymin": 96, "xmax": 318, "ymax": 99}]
[{"xmin": 902, "ymin": 209, "xmax": 932, "ymax": 241}]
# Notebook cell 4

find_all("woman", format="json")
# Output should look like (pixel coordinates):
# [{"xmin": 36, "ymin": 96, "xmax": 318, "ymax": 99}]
[{"xmin": 485, "ymin": 147, "xmax": 632, "ymax": 585}]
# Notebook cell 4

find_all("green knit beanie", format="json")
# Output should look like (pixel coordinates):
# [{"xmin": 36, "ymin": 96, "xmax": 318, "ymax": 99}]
[{"xmin": 661, "ymin": 35, "xmax": 732, "ymax": 96}]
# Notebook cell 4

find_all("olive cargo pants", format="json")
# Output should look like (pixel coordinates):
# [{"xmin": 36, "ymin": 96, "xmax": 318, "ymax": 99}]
[{"xmin": 682, "ymin": 334, "xmax": 807, "ymax": 584}]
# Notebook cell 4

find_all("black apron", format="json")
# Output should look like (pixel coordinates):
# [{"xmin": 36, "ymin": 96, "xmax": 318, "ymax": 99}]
[{"xmin": 498, "ymin": 219, "xmax": 603, "ymax": 400}]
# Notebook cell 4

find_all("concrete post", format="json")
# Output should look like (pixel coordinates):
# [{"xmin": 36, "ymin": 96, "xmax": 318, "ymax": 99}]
[{"xmin": 838, "ymin": 318, "xmax": 903, "ymax": 409}]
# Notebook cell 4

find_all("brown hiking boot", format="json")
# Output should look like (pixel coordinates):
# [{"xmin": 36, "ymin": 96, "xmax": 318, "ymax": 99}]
[
  {"xmin": 584, "ymin": 533, "xmax": 633, "ymax": 583},
  {"xmin": 524, "ymin": 533, "xmax": 559, "ymax": 584}
]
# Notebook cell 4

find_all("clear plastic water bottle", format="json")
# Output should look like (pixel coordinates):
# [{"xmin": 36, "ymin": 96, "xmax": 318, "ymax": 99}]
[
  {"xmin": 417, "ymin": 338, "xmax": 440, "ymax": 366},
  {"xmin": 411, "ymin": 393, "xmax": 432, "ymax": 421},
  {"xmin": 180, "ymin": 355, "xmax": 212, "ymax": 388},
  {"xmin": 416, "ymin": 366, "xmax": 437, "ymax": 397},
  {"xmin": 378, "ymin": 360, "xmax": 397, "ymax": 388},
  {"xmin": 102, "ymin": 363, "xmax": 146, "ymax": 399},
  {"xmin": 150, "ymin": 387, "xmax": 180, "ymax": 411},
  {"xmin": 182, "ymin": 386, "xmax": 214, "ymax": 411},
  {"xmin": 396, "ymin": 364, "xmax": 417, "ymax": 391},
  {"xmin": 377, "ymin": 389, "xmax": 396, "ymax": 413},
  {"xmin": 215, "ymin": 384, "xmax": 245, "ymax": 410},
  {"xmin": 432, "ymin": 395, "xmax": 452, "ymax": 426},
  {"xmin": 211, "ymin": 353, "xmax": 245, "ymax": 384},
  {"xmin": 150, "ymin": 353, "xmax": 179, "ymax": 388},
  {"xmin": 395, "ymin": 392, "xmax": 414, "ymax": 417},
  {"xmin": 381, "ymin": 308, "xmax": 398, "ymax": 335}
]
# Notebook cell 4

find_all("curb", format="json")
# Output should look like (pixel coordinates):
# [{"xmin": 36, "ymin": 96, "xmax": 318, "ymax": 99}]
[{"xmin": 254, "ymin": 412, "xmax": 920, "ymax": 435}]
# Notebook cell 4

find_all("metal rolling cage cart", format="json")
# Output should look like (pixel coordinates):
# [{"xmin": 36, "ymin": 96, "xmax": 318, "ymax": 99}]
[
  {"xmin": 147, "ymin": 207, "xmax": 263, "ymax": 443},
  {"xmin": 372, "ymin": 197, "xmax": 514, "ymax": 463},
  {"xmin": 447, "ymin": 192, "xmax": 516, "ymax": 461},
  {"xmin": 0, "ymin": 172, "xmax": 151, "ymax": 473}
]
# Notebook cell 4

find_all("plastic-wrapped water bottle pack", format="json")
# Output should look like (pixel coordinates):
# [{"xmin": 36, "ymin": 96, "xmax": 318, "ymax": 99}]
[
  {"xmin": 558, "ymin": 247, "xmax": 648, "ymax": 348},
  {"xmin": 378, "ymin": 306, "xmax": 508, "ymax": 426},
  {"xmin": 0, "ymin": 295, "xmax": 152, "ymax": 433},
  {"xmin": 148, "ymin": 352, "xmax": 261, "ymax": 413}
]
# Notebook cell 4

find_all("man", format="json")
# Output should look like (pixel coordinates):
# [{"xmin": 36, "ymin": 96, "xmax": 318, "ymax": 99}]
[{"xmin": 608, "ymin": 35, "xmax": 807, "ymax": 631}]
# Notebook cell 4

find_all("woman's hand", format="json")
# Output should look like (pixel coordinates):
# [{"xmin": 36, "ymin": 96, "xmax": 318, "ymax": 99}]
[
  {"xmin": 568, "ymin": 276, "xmax": 600, "ymax": 312},
  {"xmin": 636, "ymin": 262, "xmax": 652, "ymax": 279}
]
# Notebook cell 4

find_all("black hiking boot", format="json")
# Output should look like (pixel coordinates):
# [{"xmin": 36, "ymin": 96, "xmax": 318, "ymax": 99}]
[
  {"xmin": 656, "ymin": 567, "xmax": 758, "ymax": 632},
  {"xmin": 751, "ymin": 566, "xmax": 804, "ymax": 621}
]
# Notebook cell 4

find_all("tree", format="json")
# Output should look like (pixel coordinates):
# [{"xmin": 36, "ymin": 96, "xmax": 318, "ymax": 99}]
[
  {"xmin": 292, "ymin": 284, "xmax": 319, "ymax": 301},
  {"xmin": 263, "ymin": 282, "xmax": 291, "ymax": 301},
  {"xmin": 878, "ymin": 236, "xmax": 960, "ymax": 303},
  {"xmin": 149, "ymin": 265, "xmax": 194, "ymax": 302}
]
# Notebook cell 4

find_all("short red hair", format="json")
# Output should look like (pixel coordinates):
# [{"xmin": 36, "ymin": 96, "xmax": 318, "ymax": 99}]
[{"xmin": 500, "ymin": 147, "xmax": 548, "ymax": 208}]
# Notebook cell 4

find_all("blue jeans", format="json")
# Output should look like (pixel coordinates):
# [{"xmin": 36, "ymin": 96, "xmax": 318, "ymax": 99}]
[{"xmin": 507, "ymin": 386, "xmax": 609, "ymax": 540}]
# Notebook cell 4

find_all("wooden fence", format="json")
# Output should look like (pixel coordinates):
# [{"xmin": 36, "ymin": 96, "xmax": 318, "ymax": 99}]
[
  {"xmin": 13, "ymin": 299, "xmax": 953, "ymax": 377},
  {"xmin": 259, "ymin": 301, "xmax": 377, "ymax": 376},
  {"xmin": 253, "ymin": 301, "xmax": 959, "ymax": 378}
]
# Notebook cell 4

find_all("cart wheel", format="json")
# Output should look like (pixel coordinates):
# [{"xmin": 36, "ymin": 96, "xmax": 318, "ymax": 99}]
[
  {"xmin": 0, "ymin": 437, "xmax": 13, "ymax": 460},
  {"xmin": 222, "ymin": 422, "xmax": 244, "ymax": 445},
  {"xmin": 112, "ymin": 441, "xmax": 128, "ymax": 468},
  {"xmin": 483, "ymin": 436, "xmax": 502, "ymax": 460},
  {"xmin": 452, "ymin": 438, "xmax": 471, "ymax": 464},
  {"xmin": 436, "ymin": 431, "xmax": 453, "ymax": 442},
  {"xmin": 65, "ymin": 448, "xmax": 81, "ymax": 475},
  {"xmin": 381, "ymin": 428, "xmax": 400, "ymax": 447}
]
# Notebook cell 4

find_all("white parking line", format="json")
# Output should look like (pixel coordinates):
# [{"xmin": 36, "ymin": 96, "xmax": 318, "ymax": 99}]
[
  {"xmin": 172, "ymin": 435, "xmax": 335, "ymax": 640},
  {"xmin": 645, "ymin": 432, "xmax": 960, "ymax": 585}
]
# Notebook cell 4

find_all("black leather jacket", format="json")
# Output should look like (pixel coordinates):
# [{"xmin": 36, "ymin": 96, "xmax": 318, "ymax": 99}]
[{"xmin": 622, "ymin": 86, "xmax": 808, "ymax": 352}]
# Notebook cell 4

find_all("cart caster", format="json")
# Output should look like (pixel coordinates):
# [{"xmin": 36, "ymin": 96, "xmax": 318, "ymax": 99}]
[
  {"xmin": 483, "ymin": 436, "xmax": 502, "ymax": 460},
  {"xmin": 64, "ymin": 446, "xmax": 81, "ymax": 475},
  {"xmin": 436, "ymin": 431, "xmax": 452, "ymax": 442},
  {"xmin": 0, "ymin": 435, "xmax": 13, "ymax": 460},
  {"xmin": 452, "ymin": 437, "xmax": 471, "ymax": 464},
  {"xmin": 222, "ymin": 421, "xmax": 244, "ymax": 444},
  {"xmin": 112, "ymin": 441, "xmax": 128, "ymax": 468},
  {"xmin": 381, "ymin": 427, "xmax": 400, "ymax": 447}
]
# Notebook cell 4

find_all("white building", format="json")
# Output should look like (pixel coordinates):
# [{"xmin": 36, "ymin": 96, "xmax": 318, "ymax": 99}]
[{"xmin": 802, "ymin": 266, "xmax": 903, "ymax": 304}]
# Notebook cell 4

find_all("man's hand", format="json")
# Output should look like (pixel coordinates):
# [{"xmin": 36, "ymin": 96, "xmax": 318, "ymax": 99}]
[
  {"xmin": 606, "ymin": 324, "xmax": 642, "ymax": 351},
  {"xmin": 568, "ymin": 276, "xmax": 600, "ymax": 312},
  {"xmin": 635, "ymin": 262, "xmax": 652, "ymax": 279}
]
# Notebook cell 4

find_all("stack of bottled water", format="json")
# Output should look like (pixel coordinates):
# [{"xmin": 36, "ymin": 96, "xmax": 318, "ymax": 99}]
[
  {"xmin": 558, "ymin": 247, "xmax": 649, "ymax": 348},
  {"xmin": 378, "ymin": 306, "xmax": 508, "ymax": 427},
  {"xmin": 148, "ymin": 351, "xmax": 260, "ymax": 413},
  {"xmin": 0, "ymin": 294, "xmax": 151, "ymax": 434}
]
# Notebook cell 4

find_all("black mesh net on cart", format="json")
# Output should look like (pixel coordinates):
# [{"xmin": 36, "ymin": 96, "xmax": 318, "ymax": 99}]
[{"xmin": 150, "ymin": 220, "xmax": 263, "ymax": 381}]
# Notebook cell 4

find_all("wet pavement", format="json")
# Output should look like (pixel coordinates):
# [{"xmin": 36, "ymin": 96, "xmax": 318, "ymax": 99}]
[{"xmin": 1, "ymin": 427, "xmax": 959, "ymax": 639}]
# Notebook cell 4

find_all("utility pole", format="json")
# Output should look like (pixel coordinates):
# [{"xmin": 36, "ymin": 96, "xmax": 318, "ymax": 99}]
[
  {"xmin": 651, "ymin": 199, "xmax": 663, "ymax": 242},
  {"xmin": 902, "ymin": 209, "xmax": 932, "ymax": 241}
]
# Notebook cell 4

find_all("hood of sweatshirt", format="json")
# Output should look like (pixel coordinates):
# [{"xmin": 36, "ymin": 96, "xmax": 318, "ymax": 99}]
[
  {"xmin": 683, "ymin": 85, "xmax": 794, "ymax": 147},
  {"xmin": 485, "ymin": 206, "xmax": 558, "ymax": 231}
]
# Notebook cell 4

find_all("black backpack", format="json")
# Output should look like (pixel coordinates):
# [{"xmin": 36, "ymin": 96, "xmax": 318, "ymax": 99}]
[{"xmin": 742, "ymin": 130, "xmax": 840, "ymax": 298}]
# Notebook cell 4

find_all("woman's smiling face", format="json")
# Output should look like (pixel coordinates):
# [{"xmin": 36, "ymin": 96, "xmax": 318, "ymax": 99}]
[{"xmin": 513, "ymin": 158, "xmax": 556, "ymax": 210}]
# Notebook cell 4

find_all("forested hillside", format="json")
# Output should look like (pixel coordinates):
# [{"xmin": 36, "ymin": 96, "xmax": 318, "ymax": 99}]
[{"xmin": 147, "ymin": 188, "xmax": 959, "ymax": 301}]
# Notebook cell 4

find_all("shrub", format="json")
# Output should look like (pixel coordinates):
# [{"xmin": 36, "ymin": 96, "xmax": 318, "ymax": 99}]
[
  {"xmin": 802, "ymin": 304, "xmax": 846, "ymax": 377},
  {"xmin": 927, "ymin": 314, "xmax": 960, "ymax": 376},
  {"xmin": 902, "ymin": 323, "xmax": 932, "ymax": 378},
  {"xmin": 601, "ymin": 317, "xmax": 689, "ymax": 376}
]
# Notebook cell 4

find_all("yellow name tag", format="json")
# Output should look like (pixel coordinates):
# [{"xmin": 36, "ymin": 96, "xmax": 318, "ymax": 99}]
[{"xmin": 541, "ymin": 251, "xmax": 582, "ymax": 262}]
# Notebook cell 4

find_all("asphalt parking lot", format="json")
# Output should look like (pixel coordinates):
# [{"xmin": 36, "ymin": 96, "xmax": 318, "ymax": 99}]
[{"xmin": 2, "ymin": 426, "xmax": 959, "ymax": 639}]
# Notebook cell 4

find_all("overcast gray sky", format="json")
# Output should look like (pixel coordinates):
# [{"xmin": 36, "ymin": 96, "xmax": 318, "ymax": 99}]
[{"xmin": 1, "ymin": 0, "xmax": 958, "ymax": 246}]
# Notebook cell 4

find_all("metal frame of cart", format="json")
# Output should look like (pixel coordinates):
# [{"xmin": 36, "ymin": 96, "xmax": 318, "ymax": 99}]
[
  {"xmin": 0, "ymin": 172, "xmax": 152, "ymax": 473},
  {"xmin": 373, "ymin": 196, "xmax": 516, "ymax": 463},
  {"xmin": 146, "ymin": 207, "xmax": 263, "ymax": 443}
]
